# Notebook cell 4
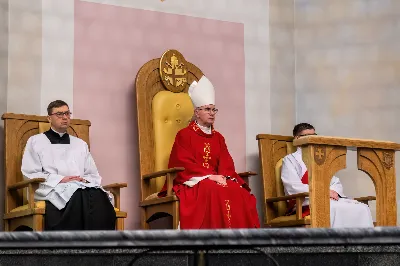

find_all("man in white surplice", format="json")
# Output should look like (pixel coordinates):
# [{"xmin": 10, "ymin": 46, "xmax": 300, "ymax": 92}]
[
  {"xmin": 21, "ymin": 100, "xmax": 116, "ymax": 230},
  {"xmin": 281, "ymin": 123, "xmax": 374, "ymax": 228}
]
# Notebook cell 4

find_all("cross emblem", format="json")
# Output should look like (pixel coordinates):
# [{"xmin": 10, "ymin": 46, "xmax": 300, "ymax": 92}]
[
  {"xmin": 315, "ymin": 148, "xmax": 325, "ymax": 159},
  {"xmin": 382, "ymin": 151, "xmax": 394, "ymax": 170},
  {"xmin": 314, "ymin": 145, "xmax": 327, "ymax": 165}
]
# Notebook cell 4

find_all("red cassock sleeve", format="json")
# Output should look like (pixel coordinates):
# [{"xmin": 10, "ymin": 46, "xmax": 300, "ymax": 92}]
[
  {"xmin": 215, "ymin": 133, "xmax": 251, "ymax": 192},
  {"xmin": 168, "ymin": 130, "xmax": 216, "ymax": 185}
]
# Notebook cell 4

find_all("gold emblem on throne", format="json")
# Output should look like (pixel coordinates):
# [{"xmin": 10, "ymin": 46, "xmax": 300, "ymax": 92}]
[
  {"xmin": 159, "ymin": 50, "xmax": 189, "ymax": 93},
  {"xmin": 382, "ymin": 151, "xmax": 394, "ymax": 170}
]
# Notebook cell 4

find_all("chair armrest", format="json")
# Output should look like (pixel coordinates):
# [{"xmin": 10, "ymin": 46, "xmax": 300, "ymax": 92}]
[
  {"xmin": 103, "ymin": 183, "xmax": 127, "ymax": 210},
  {"xmin": 238, "ymin": 171, "xmax": 257, "ymax": 178},
  {"xmin": 142, "ymin": 167, "xmax": 184, "ymax": 180},
  {"xmin": 266, "ymin": 192, "xmax": 309, "ymax": 221},
  {"xmin": 8, "ymin": 178, "xmax": 46, "ymax": 210},
  {"xmin": 354, "ymin": 196, "xmax": 376, "ymax": 205},
  {"xmin": 7, "ymin": 178, "xmax": 46, "ymax": 191},
  {"xmin": 103, "ymin": 183, "xmax": 127, "ymax": 189},
  {"xmin": 353, "ymin": 196, "xmax": 376, "ymax": 202},
  {"xmin": 266, "ymin": 192, "xmax": 309, "ymax": 203}
]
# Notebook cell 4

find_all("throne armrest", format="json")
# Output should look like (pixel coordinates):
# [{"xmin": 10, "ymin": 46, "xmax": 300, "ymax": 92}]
[
  {"xmin": 238, "ymin": 171, "xmax": 257, "ymax": 186},
  {"xmin": 238, "ymin": 171, "xmax": 257, "ymax": 178},
  {"xmin": 354, "ymin": 196, "xmax": 376, "ymax": 205},
  {"xmin": 142, "ymin": 167, "xmax": 184, "ymax": 197},
  {"xmin": 142, "ymin": 167, "xmax": 184, "ymax": 180},
  {"xmin": 266, "ymin": 192, "xmax": 309, "ymax": 220},
  {"xmin": 103, "ymin": 183, "xmax": 127, "ymax": 210}
]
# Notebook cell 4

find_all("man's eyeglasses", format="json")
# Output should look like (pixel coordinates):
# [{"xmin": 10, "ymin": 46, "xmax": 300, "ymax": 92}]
[
  {"xmin": 197, "ymin": 107, "xmax": 219, "ymax": 114},
  {"xmin": 298, "ymin": 133, "xmax": 317, "ymax": 137},
  {"xmin": 50, "ymin": 111, "xmax": 72, "ymax": 118}
]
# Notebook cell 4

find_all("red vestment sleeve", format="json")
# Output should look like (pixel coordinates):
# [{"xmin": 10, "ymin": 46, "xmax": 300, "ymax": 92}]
[
  {"xmin": 168, "ymin": 130, "xmax": 216, "ymax": 185},
  {"xmin": 215, "ymin": 133, "xmax": 249, "ymax": 190}
]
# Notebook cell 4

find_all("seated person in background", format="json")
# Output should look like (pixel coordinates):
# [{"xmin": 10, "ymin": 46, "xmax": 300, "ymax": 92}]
[
  {"xmin": 281, "ymin": 123, "xmax": 374, "ymax": 228},
  {"xmin": 158, "ymin": 76, "xmax": 260, "ymax": 229},
  {"xmin": 21, "ymin": 100, "xmax": 116, "ymax": 230}
]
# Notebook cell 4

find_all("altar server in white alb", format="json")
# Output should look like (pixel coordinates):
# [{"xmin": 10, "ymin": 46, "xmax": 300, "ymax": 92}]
[
  {"xmin": 281, "ymin": 123, "xmax": 374, "ymax": 228},
  {"xmin": 21, "ymin": 100, "xmax": 115, "ymax": 230}
]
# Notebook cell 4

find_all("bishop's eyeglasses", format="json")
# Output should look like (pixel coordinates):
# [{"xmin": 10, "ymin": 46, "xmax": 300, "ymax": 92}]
[
  {"xmin": 197, "ymin": 107, "xmax": 219, "ymax": 114},
  {"xmin": 50, "ymin": 111, "xmax": 72, "ymax": 118}
]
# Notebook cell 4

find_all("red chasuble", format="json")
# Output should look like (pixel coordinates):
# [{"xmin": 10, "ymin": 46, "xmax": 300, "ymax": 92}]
[
  {"xmin": 286, "ymin": 171, "xmax": 310, "ymax": 217},
  {"xmin": 159, "ymin": 121, "xmax": 260, "ymax": 229}
]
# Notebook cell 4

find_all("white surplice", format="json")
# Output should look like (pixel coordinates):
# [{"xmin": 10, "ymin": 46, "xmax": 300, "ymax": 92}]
[
  {"xmin": 21, "ymin": 132, "xmax": 109, "ymax": 210},
  {"xmin": 281, "ymin": 147, "xmax": 374, "ymax": 228}
]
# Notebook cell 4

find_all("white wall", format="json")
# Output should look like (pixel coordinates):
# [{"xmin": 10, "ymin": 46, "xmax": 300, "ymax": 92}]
[{"xmin": 294, "ymin": 0, "xmax": 400, "ymax": 222}]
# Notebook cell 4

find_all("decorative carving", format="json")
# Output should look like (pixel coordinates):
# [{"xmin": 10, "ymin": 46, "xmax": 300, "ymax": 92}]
[
  {"xmin": 358, "ymin": 148, "xmax": 397, "ymax": 226},
  {"xmin": 202, "ymin": 143, "xmax": 211, "ymax": 168},
  {"xmin": 225, "ymin": 200, "xmax": 232, "ymax": 228},
  {"xmin": 159, "ymin": 50, "xmax": 188, "ymax": 93},
  {"xmin": 314, "ymin": 145, "xmax": 326, "ymax": 165},
  {"xmin": 382, "ymin": 151, "xmax": 394, "ymax": 170}
]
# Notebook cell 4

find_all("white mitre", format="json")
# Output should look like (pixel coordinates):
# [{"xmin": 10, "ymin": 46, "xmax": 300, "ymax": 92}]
[{"xmin": 188, "ymin": 76, "xmax": 215, "ymax": 108}]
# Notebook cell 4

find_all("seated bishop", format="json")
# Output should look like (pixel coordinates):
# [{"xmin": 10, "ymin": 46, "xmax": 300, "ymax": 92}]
[
  {"xmin": 21, "ymin": 100, "xmax": 116, "ymax": 230},
  {"xmin": 281, "ymin": 123, "xmax": 374, "ymax": 228},
  {"xmin": 158, "ymin": 76, "xmax": 260, "ymax": 229}
]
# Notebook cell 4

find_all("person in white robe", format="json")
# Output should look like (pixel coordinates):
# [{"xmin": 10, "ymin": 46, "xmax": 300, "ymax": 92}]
[
  {"xmin": 281, "ymin": 123, "xmax": 374, "ymax": 228},
  {"xmin": 21, "ymin": 100, "xmax": 115, "ymax": 230}
]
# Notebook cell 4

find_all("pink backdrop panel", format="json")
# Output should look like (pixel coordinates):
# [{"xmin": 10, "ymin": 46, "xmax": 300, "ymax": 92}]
[{"xmin": 74, "ymin": 0, "xmax": 245, "ymax": 229}]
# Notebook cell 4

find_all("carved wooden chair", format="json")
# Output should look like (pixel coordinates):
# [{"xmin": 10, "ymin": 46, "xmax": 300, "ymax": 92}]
[
  {"xmin": 257, "ymin": 134, "xmax": 376, "ymax": 228},
  {"xmin": 136, "ymin": 50, "xmax": 256, "ymax": 229},
  {"xmin": 2, "ymin": 113, "xmax": 127, "ymax": 231}
]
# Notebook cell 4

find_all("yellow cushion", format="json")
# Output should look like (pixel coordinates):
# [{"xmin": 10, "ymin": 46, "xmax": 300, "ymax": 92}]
[
  {"xmin": 269, "ymin": 214, "xmax": 310, "ymax": 224},
  {"xmin": 10, "ymin": 201, "xmax": 46, "ymax": 212},
  {"xmin": 10, "ymin": 201, "xmax": 120, "ymax": 213},
  {"xmin": 152, "ymin": 91, "xmax": 194, "ymax": 192}
]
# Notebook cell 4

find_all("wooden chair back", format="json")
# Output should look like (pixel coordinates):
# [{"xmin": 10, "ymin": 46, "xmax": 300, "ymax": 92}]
[{"xmin": 257, "ymin": 134, "xmax": 295, "ymax": 225}]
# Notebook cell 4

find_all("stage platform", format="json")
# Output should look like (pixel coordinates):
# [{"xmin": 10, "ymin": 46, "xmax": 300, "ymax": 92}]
[{"xmin": 1, "ymin": 227, "xmax": 400, "ymax": 265}]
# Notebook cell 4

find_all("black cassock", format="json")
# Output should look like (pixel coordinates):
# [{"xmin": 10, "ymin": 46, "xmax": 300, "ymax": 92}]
[{"xmin": 45, "ymin": 188, "xmax": 116, "ymax": 230}]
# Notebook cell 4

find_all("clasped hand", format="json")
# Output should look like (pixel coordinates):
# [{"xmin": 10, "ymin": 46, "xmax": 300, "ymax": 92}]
[
  {"xmin": 330, "ymin": 190, "xmax": 339, "ymax": 201},
  {"xmin": 208, "ymin": 175, "xmax": 227, "ymax": 185},
  {"xmin": 60, "ymin": 176, "xmax": 87, "ymax": 183}
]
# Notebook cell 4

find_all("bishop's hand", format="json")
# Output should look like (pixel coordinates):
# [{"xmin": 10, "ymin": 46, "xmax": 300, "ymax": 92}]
[{"xmin": 208, "ymin": 175, "xmax": 227, "ymax": 186}]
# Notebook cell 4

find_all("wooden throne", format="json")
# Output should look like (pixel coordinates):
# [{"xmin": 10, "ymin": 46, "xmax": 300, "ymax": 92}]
[
  {"xmin": 2, "ymin": 113, "xmax": 127, "ymax": 231},
  {"xmin": 136, "ymin": 50, "xmax": 255, "ymax": 229}
]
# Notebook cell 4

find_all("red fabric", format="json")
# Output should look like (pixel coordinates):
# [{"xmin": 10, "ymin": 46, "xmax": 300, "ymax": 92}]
[
  {"xmin": 158, "ymin": 121, "xmax": 260, "ymax": 229},
  {"xmin": 287, "ymin": 170, "xmax": 310, "ymax": 217}
]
